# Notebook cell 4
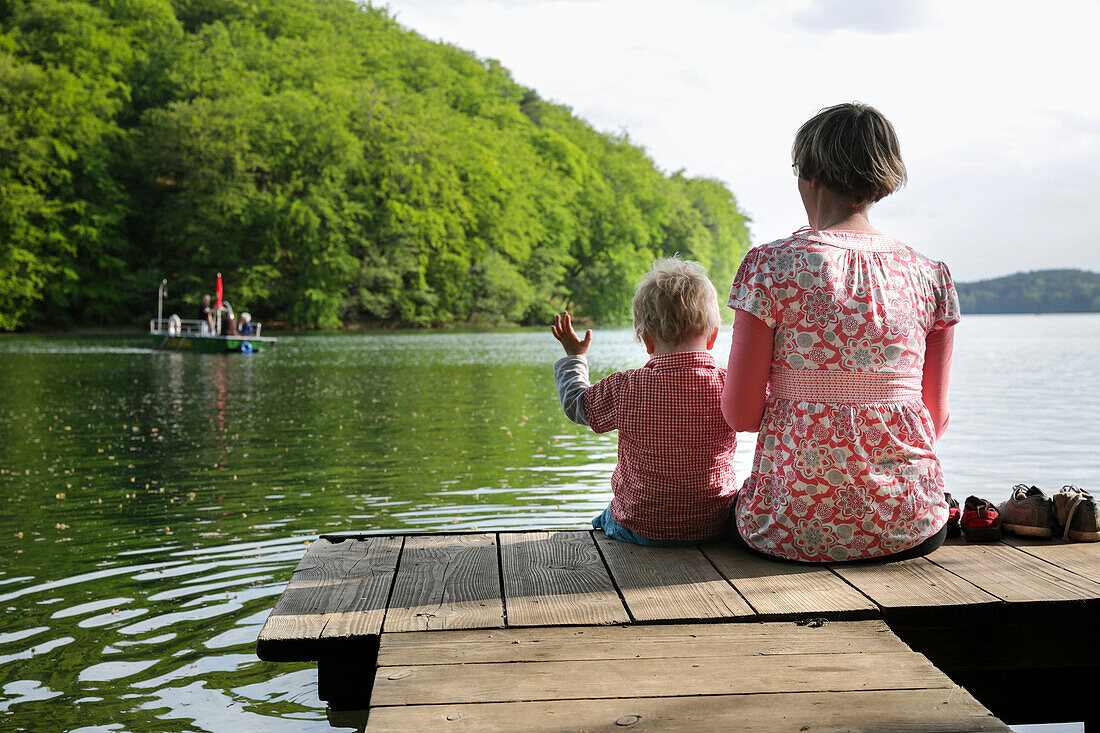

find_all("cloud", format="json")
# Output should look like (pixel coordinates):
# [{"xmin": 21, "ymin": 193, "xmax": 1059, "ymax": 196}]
[
  {"xmin": 792, "ymin": 0, "xmax": 935, "ymax": 34},
  {"xmin": 380, "ymin": 0, "xmax": 1100, "ymax": 281}
]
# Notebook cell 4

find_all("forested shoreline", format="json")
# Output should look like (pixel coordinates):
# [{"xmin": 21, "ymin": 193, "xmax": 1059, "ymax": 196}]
[
  {"xmin": 0, "ymin": 0, "xmax": 751, "ymax": 331},
  {"xmin": 956, "ymin": 269, "xmax": 1100, "ymax": 314}
]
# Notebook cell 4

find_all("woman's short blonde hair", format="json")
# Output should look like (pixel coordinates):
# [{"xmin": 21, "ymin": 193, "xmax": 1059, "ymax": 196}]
[
  {"xmin": 792, "ymin": 102, "xmax": 907, "ymax": 203},
  {"xmin": 633, "ymin": 257, "xmax": 720, "ymax": 346}
]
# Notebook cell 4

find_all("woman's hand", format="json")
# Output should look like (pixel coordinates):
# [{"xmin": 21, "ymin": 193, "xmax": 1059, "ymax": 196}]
[{"xmin": 551, "ymin": 311, "xmax": 593, "ymax": 356}]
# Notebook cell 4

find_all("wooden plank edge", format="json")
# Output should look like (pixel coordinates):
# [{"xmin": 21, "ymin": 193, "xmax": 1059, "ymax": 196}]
[
  {"xmin": 364, "ymin": 688, "xmax": 1009, "ymax": 732},
  {"xmin": 256, "ymin": 632, "xmax": 379, "ymax": 662},
  {"xmin": 321, "ymin": 527, "xmax": 593, "ymax": 542},
  {"xmin": 925, "ymin": 544, "xmax": 1100, "ymax": 605},
  {"xmin": 588, "ymin": 529, "xmax": 636, "ymax": 625},
  {"xmin": 256, "ymin": 535, "xmax": 406, "ymax": 660}
]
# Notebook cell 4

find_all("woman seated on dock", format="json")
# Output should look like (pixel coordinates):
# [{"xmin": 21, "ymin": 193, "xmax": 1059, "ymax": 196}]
[{"xmin": 722, "ymin": 102, "xmax": 960, "ymax": 562}]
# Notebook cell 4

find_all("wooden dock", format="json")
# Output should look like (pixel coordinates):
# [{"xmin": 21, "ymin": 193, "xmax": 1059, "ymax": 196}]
[{"xmin": 256, "ymin": 531, "xmax": 1100, "ymax": 731}]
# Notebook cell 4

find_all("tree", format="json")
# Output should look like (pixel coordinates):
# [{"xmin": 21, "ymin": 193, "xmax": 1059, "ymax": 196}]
[{"xmin": 0, "ymin": 0, "xmax": 752, "ymax": 330}]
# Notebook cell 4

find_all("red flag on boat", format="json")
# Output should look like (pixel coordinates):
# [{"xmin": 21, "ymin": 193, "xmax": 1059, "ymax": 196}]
[{"xmin": 215, "ymin": 273, "xmax": 223, "ymax": 309}]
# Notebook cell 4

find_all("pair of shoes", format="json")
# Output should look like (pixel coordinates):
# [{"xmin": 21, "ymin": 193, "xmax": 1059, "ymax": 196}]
[
  {"xmin": 944, "ymin": 493, "xmax": 961, "ymax": 538},
  {"xmin": 1052, "ymin": 485, "xmax": 1100, "ymax": 542},
  {"xmin": 961, "ymin": 496, "xmax": 1001, "ymax": 542},
  {"xmin": 999, "ymin": 484, "xmax": 1053, "ymax": 538},
  {"xmin": 998, "ymin": 484, "xmax": 1100, "ymax": 541}
]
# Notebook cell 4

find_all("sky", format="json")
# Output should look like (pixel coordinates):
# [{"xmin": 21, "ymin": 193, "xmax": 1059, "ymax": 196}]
[{"xmin": 376, "ymin": 0, "xmax": 1099, "ymax": 283}]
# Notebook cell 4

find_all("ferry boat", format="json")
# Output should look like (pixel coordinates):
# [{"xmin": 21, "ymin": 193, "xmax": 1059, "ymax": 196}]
[{"xmin": 149, "ymin": 277, "xmax": 277, "ymax": 353}]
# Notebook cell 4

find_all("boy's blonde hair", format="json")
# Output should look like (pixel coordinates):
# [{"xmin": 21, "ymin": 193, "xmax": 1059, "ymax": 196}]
[
  {"xmin": 633, "ymin": 257, "xmax": 720, "ymax": 346},
  {"xmin": 792, "ymin": 102, "xmax": 906, "ymax": 203}
]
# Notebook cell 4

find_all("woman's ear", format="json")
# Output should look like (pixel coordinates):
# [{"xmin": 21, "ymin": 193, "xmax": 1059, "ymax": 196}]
[{"xmin": 706, "ymin": 327, "xmax": 720, "ymax": 350}]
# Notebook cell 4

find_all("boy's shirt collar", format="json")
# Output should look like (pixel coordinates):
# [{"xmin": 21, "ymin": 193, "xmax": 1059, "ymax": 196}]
[{"xmin": 642, "ymin": 351, "xmax": 717, "ymax": 370}]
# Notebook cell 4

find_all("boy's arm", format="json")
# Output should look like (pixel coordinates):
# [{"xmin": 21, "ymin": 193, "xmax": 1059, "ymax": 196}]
[
  {"xmin": 551, "ymin": 311, "xmax": 594, "ymax": 426},
  {"xmin": 554, "ymin": 355, "xmax": 591, "ymax": 426},
  {"xmin": 550, "ymin": 311, "xmax": 620, "ymax": 432}
]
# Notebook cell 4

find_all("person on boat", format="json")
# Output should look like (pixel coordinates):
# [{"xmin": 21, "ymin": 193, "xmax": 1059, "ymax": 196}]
[
  {"xmin": 198, "ymin": 294, "xmax": 214, "ymax": 335},
  {"xmin": 221, "ymin": 301, "xmax": 238, "ymax": 335},
  {"xmin": 722, "ymin": 102, "xmax": 959, "ymax": 562},
  {"xmin": 551, "ymin": 258, "xmax": 737, "ymax": 546},
  {"xmin": 238, "ymin": 312, "xmax": 253, "ymax": 336}
]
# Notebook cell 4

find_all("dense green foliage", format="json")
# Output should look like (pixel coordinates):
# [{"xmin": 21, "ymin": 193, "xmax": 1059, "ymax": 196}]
[
  {"xmin": 0, "ymin": 0, "xmax": 750, "ymax": 330},
  {"xmin": 956, "ymin": 269, "xmax": 1100, "ymax": 314}
]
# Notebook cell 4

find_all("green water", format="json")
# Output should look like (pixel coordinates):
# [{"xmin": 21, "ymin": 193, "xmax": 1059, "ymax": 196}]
[
  {"xmin": 0, "ymin": 330, "xmax": 634, "ymax": 732},
  {"xmin": 2, "ymin": 319, "xmax": 1099, "ymax": 731}
]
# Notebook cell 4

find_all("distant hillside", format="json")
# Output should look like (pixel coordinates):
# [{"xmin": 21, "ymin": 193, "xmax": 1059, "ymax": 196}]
[{"xmin": 956, "ymin": 269, "xmax": 1100, "ymax": 314}]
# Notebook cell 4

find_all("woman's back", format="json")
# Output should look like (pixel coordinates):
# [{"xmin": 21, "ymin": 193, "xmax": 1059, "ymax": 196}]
[
  {"xmin": 735, "ymin": 229, "xmax": 958, "ymax": 374},
  {"xmin": 728, "ymin": 228, "xmax": 960, "ymax": 561}
]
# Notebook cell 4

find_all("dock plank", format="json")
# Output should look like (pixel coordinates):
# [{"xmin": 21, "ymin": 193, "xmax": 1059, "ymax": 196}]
[
  {"xmin": 928, "ymin": 540, "xmax": 1100, "ymax": 603},
  {"xmin": 377, "ymin": 619, "xmax": 912, "ymax": 666},
  {"xmin": 500, "ymin": 531, "xmax": 628, "ymax": 626},
  {"xmin": 372, "ymin": 620, "xmax": 1007, "ymax": 731},
  {"xmin": 383, "ymin": 534, "xmax": 503, "ymax": 632},
  {"xmin": 256, "ymin": 536, "xmax": 402, "ymax": 659},
  {"xmin": 831, "ymin": 556, "xmax": 999, "ymax": 613},
  {"xmin": 701, "ymin": 542, "xmax": 878, "ymax": 618},
  {"xmin": 372, "ymin": 651, "xmax": 951, "ymax": 705},
  {"xmin": 1003, "ymin": 537, "xmax": 1100, "ymax": 585},
  {"xmin": 367, "ymin": 689, "xmax": 1009, "ymax": 732},
  {"xmin": 594, "ymin": 535, "xmax": 753, "ymax": 621}
]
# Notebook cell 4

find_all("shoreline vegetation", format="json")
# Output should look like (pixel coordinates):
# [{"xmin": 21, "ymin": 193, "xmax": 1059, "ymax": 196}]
[
  {"xmin": 0, "ymin": 0, "xmax": 751, "ymax": 333},
  {"xmin": 6, "ymin": 292, "xmax": 1100, "ymax": 339},
  {"xmin": 955, "ymin": 269, "xmax": 1100, "ymax": 314}
]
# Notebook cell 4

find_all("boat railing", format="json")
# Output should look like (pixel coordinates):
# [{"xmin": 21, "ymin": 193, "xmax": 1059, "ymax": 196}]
[{"xmin": 149, "ymin": 318, "xmax": 263, "ymax": 337}]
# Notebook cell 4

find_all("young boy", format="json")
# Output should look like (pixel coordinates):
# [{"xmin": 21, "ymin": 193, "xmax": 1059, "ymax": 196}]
[{"xmin": 551, "ymin": 258, "xmax": 737, "ymax": 545}]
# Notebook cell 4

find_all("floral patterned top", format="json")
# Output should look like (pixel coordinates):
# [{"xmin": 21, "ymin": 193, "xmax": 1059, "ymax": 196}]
[{"xmin": 728, "ymin": 229, "xmax": 961, "ymax": 561}]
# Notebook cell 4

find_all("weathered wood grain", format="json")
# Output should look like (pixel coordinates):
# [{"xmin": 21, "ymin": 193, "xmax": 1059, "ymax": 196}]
[
  {"xmin": 831, "ymin": 556, "xmax": 999, "ymax": 611},
  {"xmin": 499, "ymin": 531, "xmax": 627, "ymax": 626},
  {"xmin": 383, "ymin": 534, "xmax": 503, "ymax": 632},
  {"xmin": 928, "ymin": 541, "xmax": 1100, "ymax": 603},
  {"xmin": 366, "ymin": 689, "xmax": 1009, "ymax": 732},
  {"xmin": 371, "ymin": 651, "xmax": 951, "ymax": 706},
  {"xmin": 377, "ymin": 619, "xmax": 912, "ymax": 666},
  {"xmin": 1003, "ymin": 536, "xmax": 1100, "ymax": 585},
  {"xmin": 593, "ymin": 535, "xmax": 753, "ymax": 621},
  {"xmin": 701, "ymin": 542, "xmax": 878, "ymax": 618},
  {"xmin": 256, "ymin": 536, "xmax": 401, "ymax": 659}
]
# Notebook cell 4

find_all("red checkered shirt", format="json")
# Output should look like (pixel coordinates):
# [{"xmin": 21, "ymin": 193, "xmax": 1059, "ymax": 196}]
[{"xmin": 583, "ymin": 351, "xmax": 738, "ymax": 541}]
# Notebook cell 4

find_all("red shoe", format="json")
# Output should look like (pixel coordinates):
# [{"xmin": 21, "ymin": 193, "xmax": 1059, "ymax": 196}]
[
  {"xmin": 961, "ymin": 495, "xmax": 1002, "ymax": 542},
  {"xmin": 945, "ymin": 492, "xmax": 961, "ymax": 538}
]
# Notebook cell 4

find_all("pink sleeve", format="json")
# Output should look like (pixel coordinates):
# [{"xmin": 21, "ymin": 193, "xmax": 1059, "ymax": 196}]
[
  {"xmin": 922, "ymin": 325, "xmax": 955, "ymax": 439},
  {"xmin": 722, "ymin": 309, "xmax": 774, "ymax": 432}
]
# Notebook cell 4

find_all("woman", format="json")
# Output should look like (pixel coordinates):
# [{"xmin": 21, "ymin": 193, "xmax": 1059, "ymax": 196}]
[{"xmin": 722, "ymin": 102, "xmax": 959, "ymax": 562}]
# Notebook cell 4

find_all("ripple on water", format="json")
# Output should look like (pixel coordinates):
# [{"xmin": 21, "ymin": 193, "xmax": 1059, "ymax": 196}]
[{"xmin": 3, "ymin": 320, "xmax": 1099, "ymax": 731}]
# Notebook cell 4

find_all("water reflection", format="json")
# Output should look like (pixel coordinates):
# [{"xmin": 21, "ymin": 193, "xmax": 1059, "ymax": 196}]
[{"xmin": 0, "ymin": 316, "xmax": 1098, "ymax": 731}]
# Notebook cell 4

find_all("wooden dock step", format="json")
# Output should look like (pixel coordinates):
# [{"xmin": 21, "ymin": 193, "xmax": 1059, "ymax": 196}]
[
  {"xmin": 256, "ymin": 531, "xmax": 1100, "ymax": 725},
  {"xmin": 257, "ymin": 532, "xmax": 1100, "ymax": 663},
  {"xmin": 366, "ymin": 620, "xmax": 1009, "ymax": 732}
]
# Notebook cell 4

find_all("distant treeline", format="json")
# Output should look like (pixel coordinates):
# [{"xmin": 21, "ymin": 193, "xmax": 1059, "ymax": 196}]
[
  {"xmin": 0, "ymin": 0, "xmax": 751, "ymax": 331},
  {"xmin": 956, "ymin": 269, "xmax": 1100, "ymax": 314}
]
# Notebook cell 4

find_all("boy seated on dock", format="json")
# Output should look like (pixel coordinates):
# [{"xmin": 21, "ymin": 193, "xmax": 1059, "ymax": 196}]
[{"xmin": 551, "ymin": 258, "xmax": 737, "ymax": 546}]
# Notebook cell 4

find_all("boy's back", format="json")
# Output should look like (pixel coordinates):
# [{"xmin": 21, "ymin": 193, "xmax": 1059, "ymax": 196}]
[
  {"xmin": 583, "ymin": 351, "xmax": 736, "ymax": 541},
  {"xmin": 551, "ymin": 257, "xmax": 737, "ymax": 546}
]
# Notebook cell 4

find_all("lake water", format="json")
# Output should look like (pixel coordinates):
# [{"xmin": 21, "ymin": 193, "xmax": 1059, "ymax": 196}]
[{"xmin": 0, "ymin": 315, "xmax": 1097, "ymax": 732}]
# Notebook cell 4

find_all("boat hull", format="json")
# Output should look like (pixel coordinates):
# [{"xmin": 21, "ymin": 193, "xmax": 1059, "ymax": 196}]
[{"xmin": 149, "ymin": 334, "xmax": 273, "ymax": 353}]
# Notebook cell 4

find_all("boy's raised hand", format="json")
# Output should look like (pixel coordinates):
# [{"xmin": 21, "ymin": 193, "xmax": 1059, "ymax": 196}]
[{"xmin": 551, "ymin": 311, "xmax": 593, "ymax": 356}]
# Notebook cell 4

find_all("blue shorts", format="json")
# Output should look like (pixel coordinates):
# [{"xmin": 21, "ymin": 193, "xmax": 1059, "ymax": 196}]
[{"xmin": 592, "ymin": 506, "xmax": 726, "ymax": 547}]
